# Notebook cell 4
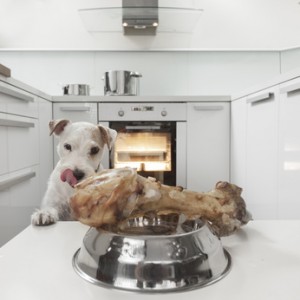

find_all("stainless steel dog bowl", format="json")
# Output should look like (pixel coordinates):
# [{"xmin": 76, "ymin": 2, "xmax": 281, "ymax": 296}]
[{"xmin": 72, "ymin": 216, "xmax": 231, "ymax": 293}]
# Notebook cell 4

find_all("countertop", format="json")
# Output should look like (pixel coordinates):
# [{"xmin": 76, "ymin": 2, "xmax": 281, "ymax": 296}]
[
  {"xmin": 0, "ymin": 220, "xmax": 299, "ymax": 300},
  {"xmin": 0, "ymin": 73, "xmax": 52, "ymax": 101},
  {"xmin": 52, "ymin": 95, "xmax": 231, "ymax": 103}
]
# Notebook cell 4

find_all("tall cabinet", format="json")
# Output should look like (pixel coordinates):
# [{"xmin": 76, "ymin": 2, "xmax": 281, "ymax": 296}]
[
  {"xmin": 278, "ymin": 78, "xmax": 300, "ymax": 218},
  {"xmin": 232, "ymin": 76, "xmax": 300, "ymax": 220},
  {"xmin": 245, "ymin": 88, "xmax": 279, "ymax": 219}
]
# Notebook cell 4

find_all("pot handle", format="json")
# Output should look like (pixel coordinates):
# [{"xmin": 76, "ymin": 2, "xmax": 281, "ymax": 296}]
[{"xmin": 130, "ymin": 72, "xmax": 142, "ymax": 78}]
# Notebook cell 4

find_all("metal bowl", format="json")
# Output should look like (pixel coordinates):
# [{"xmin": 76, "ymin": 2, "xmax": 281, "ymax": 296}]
[{"xmin": 72, "ymin": 216, "xmax": 231, "ymax": 293}]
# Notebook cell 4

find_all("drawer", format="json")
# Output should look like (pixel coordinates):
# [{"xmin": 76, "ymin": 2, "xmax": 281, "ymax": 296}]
[
  {"xmin": 0, "ymin": 166, "xmax": 39, "ymax": 206},
  {"xmin": 0, "ymin": 81, "xmax": 38, "ymax": 118},
  {"xmin": 53, "ymin": 103, "xmax": 98, "ymax": 123},
  {"xmin": 0, "ymin": 166, "xmax": 40, "ymax": 246},
  {"xmin": 0, "ymin": 114, "xmax": 39, "ymax": 172}
]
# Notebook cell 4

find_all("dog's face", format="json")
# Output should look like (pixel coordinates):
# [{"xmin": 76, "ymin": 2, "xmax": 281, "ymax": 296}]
[{"xmin": 50, "ymin": 120, "xmax": 117, "ymax": 185}]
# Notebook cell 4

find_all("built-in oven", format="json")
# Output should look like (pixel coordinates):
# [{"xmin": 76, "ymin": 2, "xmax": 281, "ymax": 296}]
[{"xmin": 98, "ymin": 102, "xmax": 187, "ymax": 187}]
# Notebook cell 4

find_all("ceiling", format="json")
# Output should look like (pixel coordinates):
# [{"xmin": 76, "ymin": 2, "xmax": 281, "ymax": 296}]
[{"xmin": 0, "ymin": 0, "xmax": 300, "ymax": 51}]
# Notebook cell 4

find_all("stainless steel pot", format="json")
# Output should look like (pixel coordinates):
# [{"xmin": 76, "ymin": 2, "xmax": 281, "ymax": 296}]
[
  {"xmin": 63, "ymin": 84, "xmax": 90, "ymax": 96},
  {"xmin": 103, "ymin": 70, "xmax": 142, "ymax": 96}
]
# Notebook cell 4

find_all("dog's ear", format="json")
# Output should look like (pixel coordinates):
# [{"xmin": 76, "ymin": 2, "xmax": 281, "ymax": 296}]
[
  {"xmin": 49, "ymin": 119, "xmax": 70, "ymax": 136},
  {"xmin": 98, "ymin": 125, "xmax": 117, "ymax": 150}
]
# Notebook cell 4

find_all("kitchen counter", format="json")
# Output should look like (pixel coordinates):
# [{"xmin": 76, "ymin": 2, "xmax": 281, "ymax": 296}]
[
  {"xmin": 52, "ymin": 95, "xmax": 231, "ymax": 103},
  {"xmin": 0, "ymin": 220, "xmax": 299, "ymax": 300},
  {"xmin": 0, "ymin": 73, "xmax": 52, "ymax": 101},
  {"xmin": 232, "ymin": 66, "xmax": 300, "ymax": 100}
]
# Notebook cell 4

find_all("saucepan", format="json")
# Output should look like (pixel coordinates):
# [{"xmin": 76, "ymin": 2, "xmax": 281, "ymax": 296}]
[
  {"xmin": 103, "ymin": 70, "xmax": 142, "ymax": 96},
  {"xmin": 63, "ymin": 84, "xmax": 90, "ymax": 96},
  {"xmin": 72, "ymin": 216, "xmax": 231, "ymax": 293}
]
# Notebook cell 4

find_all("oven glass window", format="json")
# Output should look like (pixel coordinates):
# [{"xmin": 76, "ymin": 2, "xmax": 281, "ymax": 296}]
[
  {"xmin": 109, "ymin": 121, "xmax": 176, "ymax": 185},
  {"xmin": 114, "ymin": 131, "xmax": 171, "ymax": 172}
]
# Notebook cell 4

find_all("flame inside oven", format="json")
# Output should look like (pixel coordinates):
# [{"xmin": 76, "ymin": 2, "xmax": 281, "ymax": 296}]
[{"xmin": 113, "ymin": 132, "xmax": 172, "ymax": 172}]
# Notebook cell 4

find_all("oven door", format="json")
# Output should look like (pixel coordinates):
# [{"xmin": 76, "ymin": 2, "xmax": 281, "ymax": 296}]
[{"xmin": 99, "ymin": 121, "xmax": 186, "ymax": 187}]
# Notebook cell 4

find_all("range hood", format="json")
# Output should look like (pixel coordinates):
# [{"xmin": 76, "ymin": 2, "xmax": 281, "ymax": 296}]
[
  {"xmin": 122, "ymin": 0, "xmax": 158, "ymax": 35},
  {"xmin": 78, "ymin": 0, "xmax": 203, "ymax": 36}
]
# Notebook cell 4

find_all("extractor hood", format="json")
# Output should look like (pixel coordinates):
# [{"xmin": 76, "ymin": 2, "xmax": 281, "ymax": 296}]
[
  {"xmin": 122, "ymin": 0, "xmax": 158, "ymax": 35},
  {"xmin": 78, "ymin": 0, "xmax": 203, "ymax": 36}
]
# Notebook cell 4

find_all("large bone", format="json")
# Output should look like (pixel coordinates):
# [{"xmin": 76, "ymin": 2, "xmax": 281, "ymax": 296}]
[{"xmin": 70, "ymin": 167, "xmax": 252, "ymax": 236}]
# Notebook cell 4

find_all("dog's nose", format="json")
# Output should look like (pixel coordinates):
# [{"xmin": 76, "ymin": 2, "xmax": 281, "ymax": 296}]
[{"xmin": 73, "ymin": 169, "xmax": 85, "ymax": 181}]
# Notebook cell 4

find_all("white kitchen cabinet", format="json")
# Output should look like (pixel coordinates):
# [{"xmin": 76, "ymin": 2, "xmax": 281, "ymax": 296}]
[
  {"xmin": 0, "ymin": 79, "xmax": 52, "ymax": 247},
  {"xmin": 0, "ymin": 81, "xmax": 38, "ymax": 118},
  {"xmin": 52, "ymin": 102, "xmax": 98, "ymax": 165},
  {"xmin": 278, "ymin": 78, "xmax": 300, "ymax": 218},
  {"xmin": 245, "ymin": 87, "xmax": 279, "ymax": 219},
  {"xmin": 7, "ymin": 115, "xmax": 39, "ymax": 172},
  {"xmin": 230, "ymin": 97, "xmax": 247, "ymax": 193},
  {"xmin": 186, "ymin": 102, "xmax": 230, "ymax": 192}
]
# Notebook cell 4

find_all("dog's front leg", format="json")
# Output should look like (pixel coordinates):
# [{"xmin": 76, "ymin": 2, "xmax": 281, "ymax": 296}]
[{"xmin": 31, "ymin": 207, "xmax": 59, "ymax": 226}]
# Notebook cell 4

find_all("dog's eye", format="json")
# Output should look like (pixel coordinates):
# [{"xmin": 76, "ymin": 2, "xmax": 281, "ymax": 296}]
[
  {"xmin": 64, "ymin": 143, "xmax": 72, "ymax": 151},
  {"xmin": 90, "ymin": 146, "xmax": 99, "ymax": 155}
]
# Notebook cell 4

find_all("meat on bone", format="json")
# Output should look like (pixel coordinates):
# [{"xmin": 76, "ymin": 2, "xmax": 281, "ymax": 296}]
[{"xmin": 70, "ymin": 167, "xmax": 252, "ymax": 236}]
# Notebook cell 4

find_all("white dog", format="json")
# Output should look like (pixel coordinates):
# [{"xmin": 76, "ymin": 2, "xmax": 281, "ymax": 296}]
[{"xmin": 31, "ymin": 119, "xmax": 117, "ymax": 226}]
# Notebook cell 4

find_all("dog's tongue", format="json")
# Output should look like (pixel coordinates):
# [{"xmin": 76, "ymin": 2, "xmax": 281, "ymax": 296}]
[{"xmin": 60, "ymin": 169, "xmax": 77, "ymax": 187}]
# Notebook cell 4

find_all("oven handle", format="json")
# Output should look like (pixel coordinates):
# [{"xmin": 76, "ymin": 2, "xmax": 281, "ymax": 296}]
[{"xmin": 125, "ymin": 125, "xmax": 161, "ymax": 130}]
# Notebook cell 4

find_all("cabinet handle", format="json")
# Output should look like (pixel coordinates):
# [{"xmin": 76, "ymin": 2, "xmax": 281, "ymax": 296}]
[
  {"xmin": 59, "ymin": 106, "xmax": 91, "ymax": 112},
  {"xmin": 0, "ymin": 118, "xmax": 35, "ymax": 128},
  {"xmin": 0, "ymin": 84, "xmax": 34, "ymax": 102},
  {"xmin": 279, "ymin": 82, "xmax": 300, "ymax": 94},
  {"xmin": 0, "ymin": 171, "xmax": 36, "ymax": 191},
  {"xmin": 247, "ymin": 92, "xmax": 274, "ymax": 104},
  {"xmin": 193, "ymin": 105, "xmax": 223, "ymax": 111}
]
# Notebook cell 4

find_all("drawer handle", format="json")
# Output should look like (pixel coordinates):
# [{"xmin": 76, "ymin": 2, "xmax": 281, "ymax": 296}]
[
  {"xmin": 279, "ymin": 82, "xmax": 300, "ymax": 94},
  {"xmin": 247, "ymin": 92, "xmax": 274, "ymax": 104},
  {"xmin": 60, "ymin": 107, "xmax": 91, "ymax": 112},
  {"xmin": 0, "ymin": 85, "xmax": 34, "ymax": 102},
  {"xmin": 193, "ymin": 105, "xmax": 223, "ymax": 111},
  {"xmin": 0, "ymin": 171, "xmax": 36, "ymax": 191},
  {"xmin": 0, "ymin": 118, "xmax": 35, "ymax": 128}
]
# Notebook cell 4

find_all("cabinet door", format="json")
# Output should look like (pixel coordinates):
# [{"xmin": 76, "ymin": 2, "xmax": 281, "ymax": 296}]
[
  {"xmin": 186, "ymin": 102, "xmax": 230, "ymax": 192},
  {"xmin": 0, "ymin": 81, "xmax": 38, "ymax": 118},
  {"xmin": 0, "ymin": 166, "xmax": 39, "ymax": 246},
  {"xmin": 52, "ymin": 103, "xmax": 98, "ymax": 165},
  {"xmin": 231, "ymin": 97, "xmax": 247, "ymax": 192},
  {"xmin": 6, "ymin": 115, "xmax": 39, "ymax": 172},
  {"xmin": 246, "ymin": 88, "xmax": 279, "ymax": 219},
  {"xmin": 0, "ymin": 113, "xmax": 8, "ymax": 175},
  {"xmin": 278, "ymin": 78, "xmax": 300, "ymax": 218}
]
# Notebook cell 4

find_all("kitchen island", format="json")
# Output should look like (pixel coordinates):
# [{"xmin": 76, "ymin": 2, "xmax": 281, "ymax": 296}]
[{"xmin": 0, "ymin": 220, "xmax": 299, "ymax": 300}]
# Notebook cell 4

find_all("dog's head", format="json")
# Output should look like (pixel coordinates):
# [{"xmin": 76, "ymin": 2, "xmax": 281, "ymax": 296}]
[{"xmin": 49, "ymin": 119, "xmax": 117, "ymax": 186}]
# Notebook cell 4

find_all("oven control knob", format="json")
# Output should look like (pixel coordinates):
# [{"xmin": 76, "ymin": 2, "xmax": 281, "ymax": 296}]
[
  {"xmin": 161, "ymin": 110, "xmax": 167, "ymax": 117},
  {"xmin": 118, "ymin": 110, "xmax": 125, "ymax": 117}
]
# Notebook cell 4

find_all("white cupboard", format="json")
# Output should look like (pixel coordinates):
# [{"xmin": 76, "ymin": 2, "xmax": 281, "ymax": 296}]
[
  {"xmin": 231, "ymin": 77, "xmax": 300, "ymax": 220},
  {"xmin": 186, "ymin": 102, "xmax": 230, "ymax": 192},
  {"xmin": 278, "ymin": 78, "xmax": 300, "ymax": 218},
  {"xmin": 245, "ymin": 88, "xmax": 279, "ymax": 219},
  {"xmin": 0, "ymin": 80, "xmax": 52, "ymax": 246}
]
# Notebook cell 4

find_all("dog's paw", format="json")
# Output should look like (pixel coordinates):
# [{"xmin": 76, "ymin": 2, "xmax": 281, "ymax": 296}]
[{"xmin": 31, "ymin": 208, "xmax": 59, "ymax": 226}]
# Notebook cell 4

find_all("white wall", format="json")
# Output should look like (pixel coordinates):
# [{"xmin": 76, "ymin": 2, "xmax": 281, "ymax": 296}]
[
  {"xmin": 281, "ymin": 48, "xmax": 300, "ymax": 73},
  {"xmin": 0, "ymin": 51, "xmax": 280, "ymax": 96}
]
